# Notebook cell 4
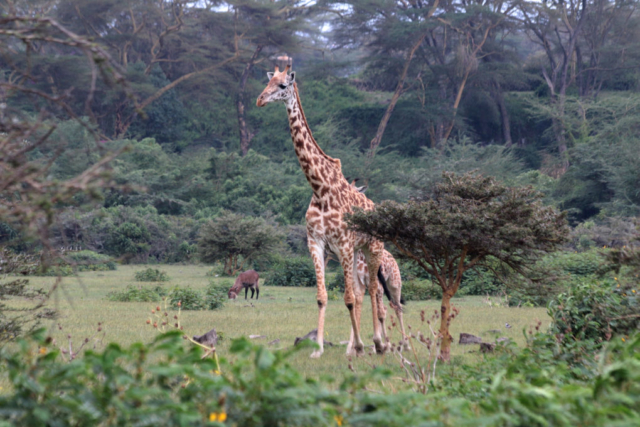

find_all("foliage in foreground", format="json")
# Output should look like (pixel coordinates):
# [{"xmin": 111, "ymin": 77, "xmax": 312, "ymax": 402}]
[{"xmin": 0, "ymin": 329, "xmax": 638, "ymax": 427}]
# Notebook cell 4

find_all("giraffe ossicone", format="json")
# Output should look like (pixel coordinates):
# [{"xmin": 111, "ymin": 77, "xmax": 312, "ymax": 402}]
[{"xmin": 256, "ymin": 65, "xmax": 387, "ymax": 358}]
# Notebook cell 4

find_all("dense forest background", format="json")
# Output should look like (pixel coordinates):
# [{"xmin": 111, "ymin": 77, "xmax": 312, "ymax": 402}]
[{"xmin": 1, "ymin": 0, "xmax": 639, "ymax": 264}]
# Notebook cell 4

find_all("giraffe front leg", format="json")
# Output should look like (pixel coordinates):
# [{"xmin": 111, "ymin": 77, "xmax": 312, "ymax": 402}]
[
  {"xmin": 346, "ymin": 258, "xmax": 365, "ymax": 356},
  {"xmin": 341, "ymin": 248, "xmax": 364, "ymax": 356},
  {"xmin": 308, "ymin": 238, "xmax": 327, "ymax": 359},
  {"xmin": 377, "ymin": 284, "xmax": 388, "ymax": 344},
  {"xmin": 363, "ymin": 246, "xmax": 386, "ymax": 354}
]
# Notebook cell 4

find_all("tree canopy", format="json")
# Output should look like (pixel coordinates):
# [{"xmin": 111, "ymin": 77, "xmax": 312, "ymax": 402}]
[
  {"xmin": 198, "ymin": 211, "xmax": 284, "ymax": 276},
  {"xmin": 346, "ymin": 172, "xmax": 569, "ymax": 360}
]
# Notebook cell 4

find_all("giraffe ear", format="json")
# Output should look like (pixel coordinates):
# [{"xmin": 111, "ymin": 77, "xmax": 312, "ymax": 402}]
[
  {"xmin": 267, "ymin": 72, "xmax": 274, "ymax": 80},
  {"xmin": 287, "ymin": 71, "xmax": 296, "ymax": 84}
]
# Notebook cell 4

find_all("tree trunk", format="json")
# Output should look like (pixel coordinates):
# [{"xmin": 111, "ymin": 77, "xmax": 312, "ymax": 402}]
[
  {"xmin": 492, "ymin": 82, "xmax": 512, "ymax": 146},
  {"xmin": 367, "ymin": 0, "xmax": 440, "ymax": 158},
  {"xmin": 438, "ymin": 290, "xmax": 454, "ymax": 362},
  {"xmin": 238, "ymin": 45, "xmax": 263, "ymax": 156}
]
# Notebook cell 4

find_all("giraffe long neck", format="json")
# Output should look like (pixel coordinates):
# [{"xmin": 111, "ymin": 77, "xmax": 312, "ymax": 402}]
[{"xmin": 285, "ymin": 83, "xmax": 343, "ymax": 198}]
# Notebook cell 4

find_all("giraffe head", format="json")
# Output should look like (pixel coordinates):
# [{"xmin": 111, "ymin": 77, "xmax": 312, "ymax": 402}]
[{"xmin": 256, "ymin": 65, "xmax": 296, "ymax": 107}]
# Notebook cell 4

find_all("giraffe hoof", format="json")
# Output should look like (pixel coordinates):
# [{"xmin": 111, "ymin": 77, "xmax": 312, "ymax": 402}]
[
  {"xmin": 374, "ymin": 341, "xmax": 387, "ymax": 355},
  {"xmin": 310, "ymin": 350, "xmax": 324, "ymax": 359}
]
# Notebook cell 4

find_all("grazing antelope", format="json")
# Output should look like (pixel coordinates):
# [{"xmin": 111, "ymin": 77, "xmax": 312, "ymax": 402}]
[{"xmin": 228, "ymin": 270, "xmax": 260, "ymax": 300}]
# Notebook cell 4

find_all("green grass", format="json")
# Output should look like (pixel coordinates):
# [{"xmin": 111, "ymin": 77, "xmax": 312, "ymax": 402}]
[{"xmin": 14, "ymin": 265, "xmax": 549, "ymax": 382}]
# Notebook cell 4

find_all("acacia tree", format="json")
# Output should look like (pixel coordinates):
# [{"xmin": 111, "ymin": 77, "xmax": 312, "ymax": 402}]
[
  {"xmin": 198, "ymin": 211, "xmax": 284, "ymax": 276},
  {"xmin": 347, "ymin": 172, "xmax": 569, "ymax": 361}
]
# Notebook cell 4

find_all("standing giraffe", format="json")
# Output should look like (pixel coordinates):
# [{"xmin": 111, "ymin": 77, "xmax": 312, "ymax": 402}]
[{"xmin": 256, "ymin": 65, "xmax": 388, "ymax": 357}]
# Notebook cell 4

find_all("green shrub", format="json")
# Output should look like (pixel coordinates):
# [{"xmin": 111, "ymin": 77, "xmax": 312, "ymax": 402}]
[
  {"xmin": 106, "ymin": 286, "xmax": 161, "ymax": 302},
  {"xmin": 402, "ymin": 279, "xmax": 441, "ymax": 301},
  {"xmin": 548, "ymin": 276, "xmax": 639, "ymax": 343},
  {"xmin": 152, "ymin": 285, "xmax": 168, "ymax": 297},
  {"xmin": 1, "ymin": 329, "xmax": 639, "ymax": 427},
  {"xmin": 264, "ymin": 256, "xmax": 316, "ymax": 287},
  {"xmin": 205, "ymin": 263, "xmax": 226, "ymax": 277},
  {"xmin": 327, "ymin": 288, "xmax": 341, "ymax": 301},
  {"xmin": 458, "ymin": 267, "xmax": 505, "ymax": 296},
  {"xmin": 134, "ymin": 268, "xmax": 170, "ymax": 282},
  {"xmin": 204, "ymin": 281, "xmax": 228, "ymax": 310},
  {"xmin": 327, "ymin": 271, "xmax": 345, "ymax": 292},
  {"xmin": 66, "ymin": 250, "xmax": 116, "ymax": 271},
  {"xmin": 545, "ymin": 249, "xmax": 614, "ymax": 276},
  {"xmin": 168, "ymin": 287, "xmax": 206, "ymax": 310},
  {"xmin": 33, "ymin": 264, "xmax": 74, "ymax": 277}
]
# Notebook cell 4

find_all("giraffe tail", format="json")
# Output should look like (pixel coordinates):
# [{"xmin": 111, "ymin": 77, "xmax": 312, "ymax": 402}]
[
  {"xmin": 377, "ymin": 267, "xmax": 394, "ymax": 305},
  {"xmin": 377, "ymin": 267, "xmax": 405, "ymax": 310}
]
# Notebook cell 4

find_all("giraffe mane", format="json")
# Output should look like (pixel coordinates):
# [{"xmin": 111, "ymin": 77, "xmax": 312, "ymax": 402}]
[{"xmin": 293, "ymin": 82, "xmax": 342, "ymax": 170}]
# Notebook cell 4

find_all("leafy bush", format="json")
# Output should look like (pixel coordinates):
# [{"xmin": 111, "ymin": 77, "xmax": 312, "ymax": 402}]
[
  {"xmin": 544, "ymin": 249, "xmax": 614, "ymax": 276},
  {"xmin": 134, "ymin": 268, "xmax": 170, "ymax": 282},
  {"xmin": 106, "ymin": 286, "xmax": 162, "ymax": 302},
  {"xmin": 458, "ymin": 267, "xmax": 505, "ymax": 296},
  {"xmin": 66, "ymin": 250, "xmax": 116, "ymax": 271},
  {"xmin": 33, "ymin": 264, "xmax": 74, "ymax": 277},
  {"xmin": 402, "ymin": 280, "xmax": 441, "ymax": 301},
  {"xmin": 1, "ymin": 329, "xmax": 638, "ymax": 427},
  {"xmin": 264, "ymin": 256, "xmax": 316, "ymax": 287},
  {"xmin": 168, "ymin": 287, "xmax": 206, "ymax": 310},
  {"xmin": 205, "ymin": 263, "xmax": 226, "ymax": 277},
  {"xmin": 327, "ymin": 271, "xmax": 345, "ymax": 292},
  {"xmin": 504, "ymin": 249, "xmax": 614, "ymax": 307},
  {"xmin": 548, "ymin": 276, "xmax": 639, "ymax": 343},
  {"xmin": 204, "ymin": 281, "xmax": 228, "ymax": 310}
]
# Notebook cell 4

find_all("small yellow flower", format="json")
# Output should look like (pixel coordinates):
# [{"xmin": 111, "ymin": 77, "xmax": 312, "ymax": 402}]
[
  {"xmin": 622, "ymin": 338, "xmax": 626, "ymax": 342},
  {"xmin": 615, "ymin": 277, "xmax": 618, "ymax": 280},
  {"xmin": 39, "ymin": 347, "xmax": 47, "ymax": 355},
  {"xmin": 334, "ymin": 415, "xmax": 344, "ymax": 426},
  {"xmin": 214, "ymin": 369, "xmax": 221, "ymax": 375},
  {"xmin": 632, "ymin": 290, "xmax": 636, "ymax": 293},
  {"xmin": 209, "ymin": 412, "xmax": 227, "ymax": 422}
]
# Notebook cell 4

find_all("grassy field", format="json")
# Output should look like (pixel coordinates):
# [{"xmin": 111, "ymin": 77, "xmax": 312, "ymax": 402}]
[{"xmin": 18, "ymin": 265, "xmax": 549, "ymax": 382}]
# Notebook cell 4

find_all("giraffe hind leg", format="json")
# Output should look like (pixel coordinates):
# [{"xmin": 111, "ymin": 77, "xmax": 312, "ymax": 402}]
[{"xmin": 362, "ymin": 246, "xmax": 387, "ymax": 355}]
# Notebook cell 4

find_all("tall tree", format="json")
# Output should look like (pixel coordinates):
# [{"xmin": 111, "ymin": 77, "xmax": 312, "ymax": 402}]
[
  {"xmin": 50, "ymin": 0, "xmax": 242, "ymax": 138},
  {"xmin": 232, "ymin": 0, "xmax": 316, "ymax": 155},
  {"xmin": 347, "ymin": 173, "xmax": 568, "ymax": 361},
  {"xmin": 323, "ymin": 0, "xmax": 518, "ymax": 152}
]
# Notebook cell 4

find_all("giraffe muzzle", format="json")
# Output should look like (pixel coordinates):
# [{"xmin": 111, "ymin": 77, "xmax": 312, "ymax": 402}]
[{"xmin": 256, "ymin": 96, "xmax": 266, "ymax": 107}]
